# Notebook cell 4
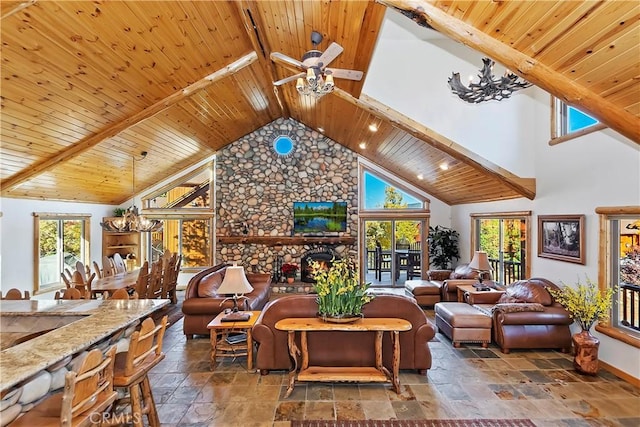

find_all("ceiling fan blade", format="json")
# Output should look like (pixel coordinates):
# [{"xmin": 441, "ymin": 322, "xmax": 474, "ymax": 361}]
[
  {"xmin": 270, "ymin": 52, "xmax": 304, "ymax": 70},
  {"xmin": 318, "ymin": 42, "xmax": 343, "ymax": 68},
  {"xmin": 325, "ymin": 68, "xmax": 363, "ymax": 81},
  {"xmin": 273, "ymin": 73, "xmax": 305, "ymax": 86}
]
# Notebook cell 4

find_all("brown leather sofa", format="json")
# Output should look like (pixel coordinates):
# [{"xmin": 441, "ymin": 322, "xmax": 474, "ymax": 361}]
[
  {"xmin": 427, "ymin": 263, "xmax": 484, "ymax": 301},
  {"xmin": 468, "ymin": 277, "xmax": 572, "ymax": 353},
  {"xmin": 252, "ymin": 294, "xmax": 436, "ymax": 374},
  {"xmin": 182, "ymin": 263, "xmax": 272, "ymax": 338}
]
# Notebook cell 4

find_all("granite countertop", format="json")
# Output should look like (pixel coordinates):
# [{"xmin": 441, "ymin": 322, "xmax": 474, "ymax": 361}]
[{"xmin": 0, "ymin": 298, "xmax": 169, "ymax": 392}]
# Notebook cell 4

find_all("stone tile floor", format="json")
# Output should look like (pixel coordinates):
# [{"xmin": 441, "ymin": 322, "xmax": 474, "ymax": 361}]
[{"xmin": 150, "ymin": 296, "xmax": 640, "ymax": 427}]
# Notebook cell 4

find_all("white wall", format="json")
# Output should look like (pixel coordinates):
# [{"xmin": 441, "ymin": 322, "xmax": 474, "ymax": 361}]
[
  {"xmin": 0, "ymin": 198, "xmax": 115, "ymax": 296},
  {"xmin": 363, "ymin": 8, "xmax": 640, "ymax": 380}
]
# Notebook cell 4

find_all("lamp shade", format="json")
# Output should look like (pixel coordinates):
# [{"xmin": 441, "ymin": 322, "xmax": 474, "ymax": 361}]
[
  {"xmin": 217, "ymin": 264, "xmax": 253, "ymax": 295},
  {"xmin": 469, "ymin": 251, "xmax": 491, "ymax": 272}
]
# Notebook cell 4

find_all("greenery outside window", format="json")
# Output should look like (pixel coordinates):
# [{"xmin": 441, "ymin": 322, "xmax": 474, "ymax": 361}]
[
  {"xmin": 471, "ymin": 211, "xmax": 531, "ymax": 285},
  {"xmin": 34, "ymin": 213, "xmax": 90, "ymax": 294},
  {"xmin": 596, "ymin": 207, "xmax": 640, "ymax": 348}
]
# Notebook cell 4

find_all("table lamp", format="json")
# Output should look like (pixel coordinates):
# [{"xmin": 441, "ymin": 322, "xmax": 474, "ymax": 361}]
[
  {"xmin": 218, "ymin": 263, "xmax": 253, "ymax": 321},
  {"xmin": 469, "ymin": 250, "xmax": 492, "ymax": 290}
]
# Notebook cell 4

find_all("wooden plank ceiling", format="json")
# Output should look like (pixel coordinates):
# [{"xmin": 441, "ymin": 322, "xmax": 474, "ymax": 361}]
[{"xmin": 1, "ymin": 1, "xmax": 637, "ymax": 205}]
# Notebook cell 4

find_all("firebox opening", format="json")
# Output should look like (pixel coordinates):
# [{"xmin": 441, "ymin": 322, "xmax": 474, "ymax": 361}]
[{"xmin": 300, "ymin": 247, "xmax": 339, "ymax": 283}]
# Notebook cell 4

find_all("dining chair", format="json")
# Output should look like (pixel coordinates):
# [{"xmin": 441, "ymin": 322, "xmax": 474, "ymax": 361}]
[
  {"xmin": 135, "ymin": 261, "xmax": 150, "ymax": 299},
  {"xmin": 374, "ymin": 241, "xmax": 392, "ymax": 281},
  {"xmin": 407, "ymin": 250, "xmax": 422, "ymax": 280},
  {"xmin": 112, "ymin": 253, "xmax": 127, "ymax": 274},
  {"xmin": 93, "ymin": 261, "xmax": 103, "ymax": 279},
  {"xmin": 108, "ymin": 288, "xmax": 138, "ymax": 300},
  {"xmin": 161, "ymin": 253, "xmax": 180, "ymax": 303},
  {"xmin": 106, "ymin": 316, "xmax": 167, "ymax": 427},
  {"xmin": 0, "ymin": 288, "xmax": 30, "ymax": 300},
  {"xmin": 147, "ymin": 260, "xmax": 163, "ymax": 299},
  {"xmin": 9, "ymin": 346, "xmax": 118, "ymax": 427},
  {"xmin": 55, "ymin": 287, "xmax": 83, "ymax": 300},
  {"xmin": 75, "ymin": 261, "xmax": 91, "ymax": 282},
  {"xmin": 102, "ymin": 255, "xmax": 116, "ymax": 277}
]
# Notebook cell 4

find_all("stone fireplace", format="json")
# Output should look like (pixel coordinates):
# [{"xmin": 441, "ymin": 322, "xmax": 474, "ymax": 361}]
[{"xmin": 300, "ymin": 246, "xmax": 339, "ymax": 283}]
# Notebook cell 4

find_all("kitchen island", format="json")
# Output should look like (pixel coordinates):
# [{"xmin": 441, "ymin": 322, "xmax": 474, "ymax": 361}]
[{"xmin": 0, "ymin": 298, "xmax": 169, "ymax": 394}]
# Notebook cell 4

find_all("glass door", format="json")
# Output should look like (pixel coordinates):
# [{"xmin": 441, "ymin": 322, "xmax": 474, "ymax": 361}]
[
  {"xmin": 475, "ymin": 218, "xmax": 526, "ymax": 285},
  {"xmin": 364, "ymin": 219, "xmax": 423, "ymax": 287}
]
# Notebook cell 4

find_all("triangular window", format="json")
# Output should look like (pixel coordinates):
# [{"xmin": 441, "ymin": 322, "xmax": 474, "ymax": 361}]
[{"xmin": 361, "ymin": 166, "xmax": 428, "ymax": 211}]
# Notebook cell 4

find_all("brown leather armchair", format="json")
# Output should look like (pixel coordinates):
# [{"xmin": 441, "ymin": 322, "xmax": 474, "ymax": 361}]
[
  {"xmin": 252, "ymin": 294, "xmax": 436, "ymax": 375},
  {"xmin": 469, "ymin": 277, "xmax": 572, "ymax": 353},
  {"xmin": 181, "ymin": 263, "xmax": 272, "ymax": 338},
  {"xmin": 427, "ymin": 263, "xmax": 484, "ymax": 301}
]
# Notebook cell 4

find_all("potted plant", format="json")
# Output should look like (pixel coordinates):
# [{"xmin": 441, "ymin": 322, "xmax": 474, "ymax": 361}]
[
  {"xmin": 428, "ymin": 225, "xmax": 460, "ymax": 269},
  {"xmin": 309, "ymin": 257, "xmax": 374, "ymax": 322},
  {"xmin": 281, "ymin": 263, "xmax": 299, "ymax": 283},
  {"xmin": 548, "ymin": 276, "xmax": 615, "ymax": 374}
]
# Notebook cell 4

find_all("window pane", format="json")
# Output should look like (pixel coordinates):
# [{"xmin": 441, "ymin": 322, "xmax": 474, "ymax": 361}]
[
  {"xmin": 62, "ymin": 219, "xmax": 82, "ymax": 270},
  {"xmin": 39, "ymin": 220, "xmax": 60, "ymax": 287},
  {"xmin": 181, "ymin": 219, "xmax": 210, "ymax": 267},
  {"xmin": 363, "ymin": 171, "xmax": 421, "ymax": 210},
  {"xmin": 567, "ymin": 106, "xmax": 598, "ymax": 132},
  {"xmin": 618, "ymin": 218, "xmax": 640, "ymax": 333},
  {"xmin": 144, "ymin": 169, "xmax": 211, "ymax": 209}
]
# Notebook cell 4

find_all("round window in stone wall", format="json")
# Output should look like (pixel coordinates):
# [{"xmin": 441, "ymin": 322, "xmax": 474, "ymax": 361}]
[{"xmin": 272, "ymin": 133, "xmax": 295, "ymax": 157}]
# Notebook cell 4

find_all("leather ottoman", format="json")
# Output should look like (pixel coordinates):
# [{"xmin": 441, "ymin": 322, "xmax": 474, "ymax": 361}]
[
  {"xmin": 434, "ymin": 302, "xmax": 492, "ymax": 348},
  {"xmin": 405, "ymin": 280, "xmax": 441, "ymax": 306}
]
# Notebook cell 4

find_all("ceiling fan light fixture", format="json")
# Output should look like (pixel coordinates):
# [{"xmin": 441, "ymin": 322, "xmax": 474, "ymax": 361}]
[{"xmin": 297, "ymin": 66, "xmax": 334, "ymax": 98}]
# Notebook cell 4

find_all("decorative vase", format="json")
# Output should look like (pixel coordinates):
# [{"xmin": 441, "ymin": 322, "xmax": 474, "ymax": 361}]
[
  {"xmin": 318, "ymin": 314, "xmax": 362, "ymax": 324},
  {"xmin": 287, "ymin": 277, "xmax": 294, "ymax": 284},
  {"xmin": 572, "ymin": 329, "xmax": 600, "ymax": 375}
]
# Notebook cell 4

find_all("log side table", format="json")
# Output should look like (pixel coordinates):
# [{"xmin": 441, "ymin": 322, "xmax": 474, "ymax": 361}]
[
  {"xmin": 207, "ymin": 311, "xmax": 260, "ymax": 372},
  {"xmin": 457, "ymin": 284, "xmax": 505, "ymax": 303},
  {"xmin": 275, "ymin": 317, "xmax": 412, "ymax": 398}
]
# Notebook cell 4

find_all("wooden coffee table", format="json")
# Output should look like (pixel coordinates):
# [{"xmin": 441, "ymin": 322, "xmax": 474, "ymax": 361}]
[{"xmin": 207, "ymin": 311, "xmax": 259, "ymax": 371}]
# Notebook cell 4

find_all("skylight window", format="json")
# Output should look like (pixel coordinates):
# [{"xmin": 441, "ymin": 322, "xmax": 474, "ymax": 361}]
[{"xmin": 554, "ymin": 98, "xmax": 600, "ymax": 138}]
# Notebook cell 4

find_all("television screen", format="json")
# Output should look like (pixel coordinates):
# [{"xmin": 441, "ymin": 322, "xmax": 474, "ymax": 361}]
[{"xmin": 293, "ymin": 202, "xmax": 347, "ymax": 234}]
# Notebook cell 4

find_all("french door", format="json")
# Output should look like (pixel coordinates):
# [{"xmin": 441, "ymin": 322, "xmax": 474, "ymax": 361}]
[
  {"xmin": 363, "ymin": 219, "xmax": 424, "ymax": 287},
  {"xmin": 472, "ymin": 212, "xmax": 531, "ymax": 285}
]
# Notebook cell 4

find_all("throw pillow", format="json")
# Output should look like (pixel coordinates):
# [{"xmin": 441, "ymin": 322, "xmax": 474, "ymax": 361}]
[
  {"xmin": 491, "ymin": 303, "xmax": 545, "ymax": 314},
  {"xmin": 197, "ymin": 272, "xmax": 224, "ymax": 298},
  {"xmin": 497, "ymin": 294, "xmax": 522, "ymax": 303}
]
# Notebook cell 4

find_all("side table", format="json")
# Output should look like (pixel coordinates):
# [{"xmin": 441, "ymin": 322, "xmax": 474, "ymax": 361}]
[
  {"xmin": 207, "ymin": 311, "xmax": 260, "ymax": 372},
  {"xmin": 457, "ymin": 284, "xmax": 505, "ymax": 303}
]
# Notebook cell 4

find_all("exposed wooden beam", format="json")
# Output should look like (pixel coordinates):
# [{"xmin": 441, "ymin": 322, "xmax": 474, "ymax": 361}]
[
  {"xmin": 333, "ymin": 88, "xmax": 536, "ymax": 200},
  {"xmin": 1, "ymin": 52, "xmax": 259, "ymax": 192},
  {"xmin": 378, "ymin": 0, "xmax": 639, "ymax": 144}
]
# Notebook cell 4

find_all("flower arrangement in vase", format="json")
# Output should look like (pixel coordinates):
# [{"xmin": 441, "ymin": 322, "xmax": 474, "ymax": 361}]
[
  {"xmin": 309, "ymin": 256, "xmax": 374, "ymax": 322},
  {"xmin": 281, "ymin": 263, "xmax": 299, "ymax": 283},
  {"xmin": 547, "ymin": 276, "xmax": 615, "ymax": 375}
]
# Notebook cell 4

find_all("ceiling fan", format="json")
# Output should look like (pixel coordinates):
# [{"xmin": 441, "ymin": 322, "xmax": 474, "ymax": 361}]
[{"xmin": 271, "ymin": 31, "xmax": 363, "ymax": 97}]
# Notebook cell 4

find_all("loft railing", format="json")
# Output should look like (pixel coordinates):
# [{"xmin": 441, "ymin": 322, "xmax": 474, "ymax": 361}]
[{"xmin": 620, "ymin": 283, "xmax": 640, "ymax": 332}]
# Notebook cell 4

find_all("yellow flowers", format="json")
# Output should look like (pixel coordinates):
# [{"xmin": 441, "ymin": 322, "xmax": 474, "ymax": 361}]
[
  {"xmin": 309, "ymin": 256, "xmax": 374, "ymax": 317},
  {"xmin": 548, "ymin": 276, "xmax": 616, "ymax": 331}
]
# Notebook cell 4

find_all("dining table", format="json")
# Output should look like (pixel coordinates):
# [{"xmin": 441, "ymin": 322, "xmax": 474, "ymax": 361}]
[{"xmin": 91, "ymin": 269, "xmax": 139, "ymax": 298}]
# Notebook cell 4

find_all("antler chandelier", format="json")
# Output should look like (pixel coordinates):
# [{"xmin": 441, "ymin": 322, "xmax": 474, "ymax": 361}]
[
  {"xmin": 296, "ymin": 66, "xmax": 334, "ymax": 98},
  {"xmin": 448, "ymin": 58, "xmax": 531, "ymax": 103},
  {"xmin": 100, "ymin": 152, "xmax": 162, "ymax": 233}
]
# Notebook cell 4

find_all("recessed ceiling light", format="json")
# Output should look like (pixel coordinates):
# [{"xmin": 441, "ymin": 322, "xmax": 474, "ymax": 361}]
[
  {"xmin": 417, "ymin": 174, "xmax": 424, "ymax": 180},
  {"xmin": 368, "ymin": 124, "xmax": 378, "ymax": 132},
  {"xmin": 359, "ymin": 142, "xmax": 367, "ymax": 149},
  {"xmin": 440, "ymin": 163, "xmax": 449, "ymax": 171},
  {"xmin": 318, "ymin": 127, "xmax": 325, "ymax": 133}
]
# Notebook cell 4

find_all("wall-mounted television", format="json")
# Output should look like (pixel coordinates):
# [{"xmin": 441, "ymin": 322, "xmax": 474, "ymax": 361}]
[{"xmin": 293, "ymin": 202, "xmax": 347, "ymax": 234}]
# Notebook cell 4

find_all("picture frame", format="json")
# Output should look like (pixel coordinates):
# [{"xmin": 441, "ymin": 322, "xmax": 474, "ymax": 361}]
[{"xmin": 538, "ymin": 214, "xmax": 585, "ymax": 264}]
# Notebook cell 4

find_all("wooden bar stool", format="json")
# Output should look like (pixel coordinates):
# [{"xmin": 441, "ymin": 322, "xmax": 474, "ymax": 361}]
[
  {"xmin": 9, "ymin": 346, "xmax": 117, "ymax": 427},
  {"xmin": 106, "ymin": 316, "xmax": 168, "ymax": 427}
]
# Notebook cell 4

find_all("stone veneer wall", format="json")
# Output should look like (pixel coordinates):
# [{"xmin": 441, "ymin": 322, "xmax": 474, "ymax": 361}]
[{"xmin": 216, "ymin": 118, "xmax": 358, "ymax": 278}]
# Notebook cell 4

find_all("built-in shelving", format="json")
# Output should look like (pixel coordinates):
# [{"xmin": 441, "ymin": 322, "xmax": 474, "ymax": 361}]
[
  {"xmin": 102, "ymin": 217, "xmax": 141, "ymax": 267},
  {"xmin": 217, "ymin": 236, "xmax": 356, "ymax": 246}
]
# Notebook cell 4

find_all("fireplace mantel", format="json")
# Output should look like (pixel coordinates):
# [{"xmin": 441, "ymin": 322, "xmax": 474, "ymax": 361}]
[{"xmin": 217, "ymin": 236, "xmax": 356, "ymax": 246}]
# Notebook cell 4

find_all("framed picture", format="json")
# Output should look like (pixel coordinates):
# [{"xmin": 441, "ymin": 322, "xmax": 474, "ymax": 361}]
[{"xmin": 538, "ymin": 215, "xmax": 585, "ymax": 264}]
